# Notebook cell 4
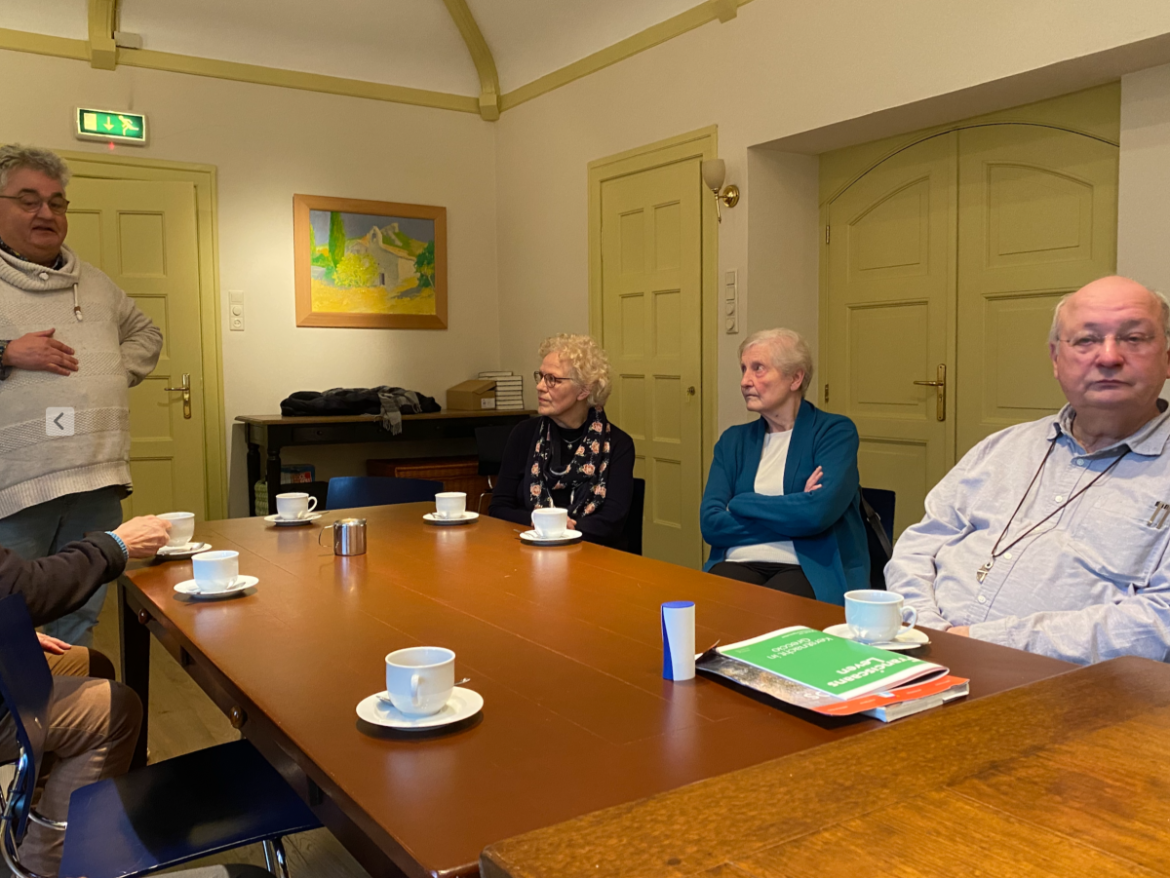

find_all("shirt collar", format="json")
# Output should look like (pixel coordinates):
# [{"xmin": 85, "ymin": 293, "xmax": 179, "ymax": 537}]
[
  {"xmin": 0, "ymin": 235, "xmax": 65, "ymax": 271},
  {"xmin": 1049, "ymin": 399, "xmax": 1170, "ymax": 456}
]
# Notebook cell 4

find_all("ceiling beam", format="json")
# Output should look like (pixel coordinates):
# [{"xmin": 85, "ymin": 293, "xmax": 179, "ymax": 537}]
[
  {"xmin": 441, "ymin": 0, "xmax": 500, "ymax": 121},
  {"xmin": 87, "ymin": 0, "xmax": 118, "ymax": 69}
]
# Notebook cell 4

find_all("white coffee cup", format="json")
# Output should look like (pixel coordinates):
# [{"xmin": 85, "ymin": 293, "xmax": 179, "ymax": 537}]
[
  {"xmin": 434, "ymin": 491, "xmax": 467, "ymax": 520},
  {"xmin": 844, "ymin": 589, "xmax": 918, "ymax": 643},
  {"xmin": 384, "ymin": 646, "xmax": 455, "ymax": 716},
  {"xmin": 158, "ymin": 511, "xmax": 195, "ymax": 548},
  {"xmin": 276, "ymin": 492, "xmax": 317, "ymax": 520},
  {"xmin": 191, "ymin": 550, "xmax": 240, "ymax": 593},
  {"xmin": 531, "ymin": 507, "xmax": 568, "ymax": 538}
]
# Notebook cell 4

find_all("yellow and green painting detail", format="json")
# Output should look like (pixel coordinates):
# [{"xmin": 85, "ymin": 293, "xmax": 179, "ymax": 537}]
[{"xmin": 309, "ymin": 210, "xmax": 436, "ymax": 314}]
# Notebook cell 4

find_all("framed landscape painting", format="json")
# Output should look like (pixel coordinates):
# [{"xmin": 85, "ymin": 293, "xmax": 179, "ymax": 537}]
[{"xmin": 293, "ymin": 194, "xmax": 447, "ymax": 329}]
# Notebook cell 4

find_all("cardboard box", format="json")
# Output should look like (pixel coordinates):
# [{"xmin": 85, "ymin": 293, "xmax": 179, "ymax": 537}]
[{"xmin": 447, "ymin": 379, "xmax": 496, "ymax": 411}]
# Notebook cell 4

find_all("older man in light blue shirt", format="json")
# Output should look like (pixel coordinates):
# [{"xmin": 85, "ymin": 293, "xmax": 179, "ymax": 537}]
[{"xmin": 887, "ymin": 276, "xmax": 1170, "ymax": 664}]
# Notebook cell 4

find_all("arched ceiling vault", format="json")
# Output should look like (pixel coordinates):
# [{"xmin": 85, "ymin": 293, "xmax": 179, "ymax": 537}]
[{"xmin": 0, "ymin": 0, "xmax": 750, "ymax": 121}]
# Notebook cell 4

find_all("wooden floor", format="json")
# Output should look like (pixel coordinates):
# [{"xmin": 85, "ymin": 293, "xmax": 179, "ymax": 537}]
[{"xmin": 92, "ymin": 584, "xmax": 372, "ymax": 878}]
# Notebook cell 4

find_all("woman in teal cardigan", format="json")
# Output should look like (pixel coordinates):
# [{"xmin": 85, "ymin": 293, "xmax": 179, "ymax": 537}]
[{"xmin": 701, "ymin": 329, "xmax": 869, "ymax": 605}]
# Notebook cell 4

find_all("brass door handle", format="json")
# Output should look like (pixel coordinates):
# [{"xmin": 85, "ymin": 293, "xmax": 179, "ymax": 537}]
[
  {"xmin": 912, "ymin": 364, "xmax": 946, "ymax": 422},
  {"xmin": 163, "ymin": 373, "xmax": 192, "ymax": 420}
]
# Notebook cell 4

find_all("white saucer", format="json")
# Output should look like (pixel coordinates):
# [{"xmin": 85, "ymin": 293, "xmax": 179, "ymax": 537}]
[
  {"xmin": 157, "ymin": 541, "xmax": 211, "ymax": 559},
  {"xmin": 356, "ymin": 686, "xmax": 483, "ymax": 730},
  {"xmin": 263, "ymin": 512, "xmax": 322, "ymax": 527},
  {"xmin": 423, "ymin": 511, "xmax": 480, "ymax": 526},
  {"xmin": 824, "ymin": 623, "xmax": 930, "ymax": 651},
  {"xmin": 173, "ymin": 575, "xmax": 258, "ymax": 600},
  {"xmin": 519, "ymin": 529, "xmax": 583, "ymax": 547}
]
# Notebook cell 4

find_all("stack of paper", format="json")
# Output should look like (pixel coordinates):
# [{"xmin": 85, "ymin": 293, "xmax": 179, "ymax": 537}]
[{"xmin": 479, "ymin": 370, "xmax": 525, "ymax": 410}]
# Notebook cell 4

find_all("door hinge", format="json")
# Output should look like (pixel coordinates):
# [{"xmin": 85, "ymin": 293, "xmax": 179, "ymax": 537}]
[
  {"xmin": 824, "ymin": 383, "xmax": 830, "ymax": 404},
  {"xmin": 824, "ymin": 224, "xmax": 830, "ymax": 245}
]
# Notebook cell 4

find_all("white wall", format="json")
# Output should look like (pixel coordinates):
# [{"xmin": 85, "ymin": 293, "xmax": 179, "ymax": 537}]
[
  {"xmin": 0, "ymin": 50, "xmax": 500, "ymax": 513},
  {"xmin": 1119, "ymin": 63, "xmax": 1170, "ymax": 292},
  {"xmin": 495, "ymin": 0, "xmax": 1170, "ymax": 431}
]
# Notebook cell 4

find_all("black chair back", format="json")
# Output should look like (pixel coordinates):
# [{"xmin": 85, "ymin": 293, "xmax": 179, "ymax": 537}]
[
  {"xmin": 620, "ymin": 478, "xmax": 647, "ymax": 556},
  {"xmin": 0, "ymin": 595, "xmax": 54, "ymax": 844},
  {"xmin": 860, "ymin": 487, "xmax": 896, "ymax": 590},
  {"xmin": 325, "ymin": 476, "xmax": 443, "ymax": 510},
  {"xmin": 475, "ymin": 425, "xmax": 514, "ymax": 478}
]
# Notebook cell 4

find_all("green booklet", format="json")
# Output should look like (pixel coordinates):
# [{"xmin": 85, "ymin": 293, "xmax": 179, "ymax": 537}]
[{"xmin": 717, "ymin": 626, "xmax": 946, "ymax": 700}]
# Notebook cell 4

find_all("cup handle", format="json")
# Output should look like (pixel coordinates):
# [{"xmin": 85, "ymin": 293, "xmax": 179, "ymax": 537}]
[
  {"xmin": 306, "ymin": 496, "xmax": 318, "ymax": 514},
  {"xmin": 902, "ymin": 605, "xmax": 918, "ymax": 629},
  {"xmin": 411, "ymin": 673, "xmax": 422, "ymax": 708},
  {"xmin": 318, "ymin": 525, "xmax": 332, "ymax": 547}
]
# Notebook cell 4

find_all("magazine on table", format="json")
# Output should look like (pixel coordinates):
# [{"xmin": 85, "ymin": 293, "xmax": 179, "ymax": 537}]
[{"xmin": 696, "ymin": 626, "xmax": 969, "ymax": 722}]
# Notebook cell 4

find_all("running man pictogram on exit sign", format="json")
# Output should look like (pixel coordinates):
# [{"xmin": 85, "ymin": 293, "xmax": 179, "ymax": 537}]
[{"xmin": 75, "ymin": 108, "xmax": 148, "ymax": 145}]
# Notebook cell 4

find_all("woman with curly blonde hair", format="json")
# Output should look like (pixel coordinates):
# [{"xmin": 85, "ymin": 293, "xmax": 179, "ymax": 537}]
[{"xmin": 489, "ymin": 334, "xmax": 636, "ymax": 547}]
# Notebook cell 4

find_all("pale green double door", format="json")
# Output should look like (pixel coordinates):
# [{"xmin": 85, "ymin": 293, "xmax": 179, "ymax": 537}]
[{"xmin": 825, "ymin": 123, "xmax": 1118, "ymax": 537}]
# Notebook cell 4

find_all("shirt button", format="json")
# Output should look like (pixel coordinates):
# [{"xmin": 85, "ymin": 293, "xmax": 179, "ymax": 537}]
[
  {"xmin": 978, "ymin": 595, "xmax": 987, "ymax": 603},
  {"xmin": 38, "ymin": 272, "xmax": 48, "ymax": 280},
  {"xmin": 1004, "ymin": 552, "xmax": 1013, "ymax": 560},
  {"xmin": 1076, "ymin": 459, "xmax": 1087, "ymax": 467},
  {"xmin": 1055, "ymin": 495, "xmax": 1064, "ymax": 502}
]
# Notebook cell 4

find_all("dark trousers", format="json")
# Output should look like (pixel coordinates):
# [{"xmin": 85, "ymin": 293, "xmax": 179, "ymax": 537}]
[{"xmin": 708, "ymin": 560, "xmax": 816, "ymax": 599}]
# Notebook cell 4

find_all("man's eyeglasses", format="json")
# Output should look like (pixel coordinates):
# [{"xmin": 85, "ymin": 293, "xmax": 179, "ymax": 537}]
[
  {"xmin": 0, "ymin": 193, "xmax": 70, "ymax": 216},
  {"xmin": 534, "ymin": 371, "xmax": 572, "ymax": 389},
  {"xmin": 1060, "ymin": 332, "xmax": 1164, "ymax": 355}
]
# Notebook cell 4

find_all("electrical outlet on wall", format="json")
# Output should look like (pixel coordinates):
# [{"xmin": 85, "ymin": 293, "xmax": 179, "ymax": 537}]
[
  {"xmin": 723, "ymin": 270, "xmax": 739, "ymax": 334},
  {"xmin": 228, "ymin": 289, "xmax": 245, "ymax": 331}
]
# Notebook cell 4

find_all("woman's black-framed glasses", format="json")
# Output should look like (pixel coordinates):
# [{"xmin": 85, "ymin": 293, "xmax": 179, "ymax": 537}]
[{"xmin": 534, "ymin": 371, "xmax": 571, "ymax": 389}]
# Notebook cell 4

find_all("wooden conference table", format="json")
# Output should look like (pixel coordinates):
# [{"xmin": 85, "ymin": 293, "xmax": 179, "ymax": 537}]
[
  {"xmin": 483, "ymin": 656, "xmax": 1170, "ymax": 878},
  {"xmin": 119, "ymin": 505, "xmax": 1073, "ymax": 878}
]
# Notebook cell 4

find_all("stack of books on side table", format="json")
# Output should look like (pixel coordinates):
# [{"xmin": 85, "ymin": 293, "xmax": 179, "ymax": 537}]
[
  {"xmin": 696, "ymin": 626, "xmax": 969, "ymax": 722},
  {"xmin": 479, "ymin": 370, "xmax": 525, "ymax": 410}
]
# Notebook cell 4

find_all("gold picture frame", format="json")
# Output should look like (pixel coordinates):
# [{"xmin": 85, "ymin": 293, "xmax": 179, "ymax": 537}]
[{"xmin": 293, "ymin": 194, "xmax": 447, "ymax": 329}]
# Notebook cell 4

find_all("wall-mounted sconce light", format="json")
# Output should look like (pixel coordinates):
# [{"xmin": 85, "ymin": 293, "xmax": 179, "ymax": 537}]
[{"xmin": 701, "ymin": 159, "xmax": 740, "ymax": 222}]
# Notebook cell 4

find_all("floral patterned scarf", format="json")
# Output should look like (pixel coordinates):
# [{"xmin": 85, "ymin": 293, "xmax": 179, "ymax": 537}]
[{"xmin": 527, "ymin": 407, "xmax": 613, "ymax": 521}]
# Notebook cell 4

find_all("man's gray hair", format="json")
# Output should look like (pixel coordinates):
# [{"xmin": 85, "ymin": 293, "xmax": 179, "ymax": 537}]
[
  {"xmin": 738, "ymin": 328, "xmax": 814, "ymax": 397},
  {"xmin": 0, "ymin": 145, "xmax": 71, "ymax": 191},
  {"xmin": 1048, "ymin": 283, "xmax": 1170, "ymax": 350}
]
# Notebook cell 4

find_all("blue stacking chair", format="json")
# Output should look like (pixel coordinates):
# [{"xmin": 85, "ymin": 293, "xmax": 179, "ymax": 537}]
[
  {"xmin": 325, "ymin": 476, "xmax": 443, "ymax": 510},
  {"xmin": 0, "ymin": 595, "xmax": 320, "ymax": 878}
]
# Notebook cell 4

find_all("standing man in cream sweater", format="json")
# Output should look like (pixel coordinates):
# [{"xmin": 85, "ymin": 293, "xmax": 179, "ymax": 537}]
[{"xmin": 0, "ymin": 145, "xmax": 163, "ymax": 647}]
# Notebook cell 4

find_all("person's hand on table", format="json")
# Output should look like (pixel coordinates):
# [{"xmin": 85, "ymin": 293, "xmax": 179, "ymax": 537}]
[
  {"xmin": 568, "ymin": 517, "xmax": 577, "ymax": 529},
  {"xmin": 949, "ymin": 626, "xmax": 970, "ymax": 637},
  {"xmin": 804, "ymin": 466, "xmax": 824, "ymax": 492},
  {"xmin": 3, "ymin": 329, "xmax": 79, "ymax": 375},
  {"xmin": 37, "ymin": 633, "xmax": 71, "ymax": 655},
  {"xmin": 113, "ymin": 516, "xmax": 172, "ymax": 557}
]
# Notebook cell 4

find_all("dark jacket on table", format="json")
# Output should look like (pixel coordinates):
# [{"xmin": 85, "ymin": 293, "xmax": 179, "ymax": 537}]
[
  {"xmin": 489, "ymin": 416, "xmax": 636, "ymax": 548},
  {"xmin": 700, "ymin": 399, "xmax": 869, "ymax": 605},
  {"xmin": 0, "ymin": 533, "xmax": 125, "ymax": 626}
]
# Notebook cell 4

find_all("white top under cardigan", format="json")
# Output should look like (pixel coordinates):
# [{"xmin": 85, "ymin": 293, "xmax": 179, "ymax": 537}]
[{"xmin": 725, "ymin": 428, "xmax": 800, "ymax": 565}]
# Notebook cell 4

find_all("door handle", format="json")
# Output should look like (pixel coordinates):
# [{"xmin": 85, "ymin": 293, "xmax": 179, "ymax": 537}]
[
  {"xmin": 912, "ymin": 364, "xmax": 946, "ymax": 422},
  {"xmin": 163, "ymin": 373, "xmax": 192, "ymax": 420}
]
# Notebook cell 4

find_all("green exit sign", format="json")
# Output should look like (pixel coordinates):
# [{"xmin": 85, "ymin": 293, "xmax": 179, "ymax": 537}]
[{"xmin": 75, "ymin": 108, "xmax": 148, "ymax": 146}]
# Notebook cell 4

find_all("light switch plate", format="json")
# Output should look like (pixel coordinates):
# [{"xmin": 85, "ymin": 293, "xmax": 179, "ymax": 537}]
[{"xmin": 723, "ymin": 269, "xmax": 738, "ymax": 333}]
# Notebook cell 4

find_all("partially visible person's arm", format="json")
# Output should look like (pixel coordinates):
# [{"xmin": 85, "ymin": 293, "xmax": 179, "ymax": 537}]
[
  {"xmin": 573, "ymin": 428, "xmax": 635, "ymax": 545},
  {"xmin": 726, "ymin": 418, "xmax": 860, "ymax": 537},
  {"xmin": 0, "ymin": 516, "xmax": 170, "ymax": 626},
  {"xmin": 699, "ymin": 432, "xmax": 787, "ymax": 549},
  {"xmin": 884, "ymin": 456, "xmax": 978, "ymax": 631},
  {"xmin": 488, "ymin": 420, "xmax": 536, "ymax": 527},
  {"xmin": 116, "ymin": 289, "xmax": 163, "ymax": 386}
]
